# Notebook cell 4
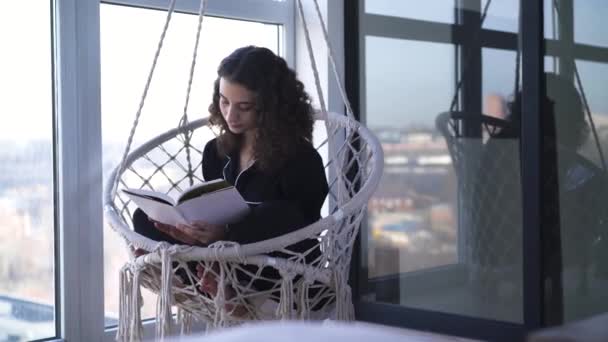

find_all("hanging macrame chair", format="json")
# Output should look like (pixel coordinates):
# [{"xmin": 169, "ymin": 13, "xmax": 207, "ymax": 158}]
[
  {"xmin": 436, "ymin": 0, "xmax": 607, "ymax": 312},
  {"xmin": 103, "ymin": 0, "xmax": 384, "ymax": 340}
]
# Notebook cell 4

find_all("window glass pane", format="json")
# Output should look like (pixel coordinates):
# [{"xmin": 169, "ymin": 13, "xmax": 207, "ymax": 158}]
[
  {"xmin": 361, "ymin": 16, "xmax": 524, "ymax": 323},
  {"xmin": 365, "ymin": 37, "xmax": 456, "ymax": 277},
  {"xmin": 544, "ymin": 0, "xmax": 558, "ymax": 40},
  {"xmin": 0, "ymin": 2, "xmax": 56, "ymax": 340},
  {"xmin": 574, "ymin": 0, "xmax": 608, "ymax": 47},
  {"xmin": 101, "ymin": 4, "xmax": 280, "ymax": 325},
  {"xmin": 365, "ymin": 0, "xmax": 454, "ymax": 24},
  {"xmin": 544, "ymin": 59, "xmax": 608, "ymax": 322},
  {"xmin": 483, "ymin": 48, "xmax": 516, "ymax": 120},
  {"xmin": 480, "ymin": 0, "xmax": 519, "ymax": 32},
  {"xmin": 543, "ymin": 0, "xmax": 608, "ymax": 323},
  {"xmin": 364, "ymin": 36, "xmax": 460, "ymax": 301}
]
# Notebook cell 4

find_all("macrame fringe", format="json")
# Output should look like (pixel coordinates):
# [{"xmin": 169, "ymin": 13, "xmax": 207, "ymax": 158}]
[
  {"xmin": 156, "ymin": 244, "xmax": 175, "ymax": 341},
  {"xmin": 334, "ymin": 269, "xmax": 354, "ymax": 321},
  {"xmin": 116, "ymin": 265, "xmax": 131, "ymax": 341},
  {"xmin": 116, "ymin": 264, "xmax": 144, "ymax": 342},
  {"xmin": 276, "ymin": 270, "xmax": 295, "ymax": 320},
  {"xmin": 130, "ymin": 268, "xmax": 144, "ymax": 341},
  {"xmin": 299, "ymin": 277, "xmax": 313, "ymax": 320},
  {"xmin": 177, "ymin": 307, "xmax": 193, "ymax": 335},
  {"xmin": 212, "ymin": 263, "xmax": 228, "ymax": 328}
]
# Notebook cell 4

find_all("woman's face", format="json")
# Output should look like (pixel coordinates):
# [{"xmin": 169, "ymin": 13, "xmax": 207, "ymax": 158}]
[{"xmin": 219, "ymin": 78, "xmax": 257, "ymax": 135}]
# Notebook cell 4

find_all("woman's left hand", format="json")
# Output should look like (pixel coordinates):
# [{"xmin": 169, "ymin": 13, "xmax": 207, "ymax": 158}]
[{"xmin": 156, "ymin": 221, "xmax": 226, "ymax": 246}]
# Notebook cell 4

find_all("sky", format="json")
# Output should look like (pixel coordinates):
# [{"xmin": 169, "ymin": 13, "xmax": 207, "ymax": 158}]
[{"xmin": 2, "ymin": 1, "xmax": 608, "ymax": 139}]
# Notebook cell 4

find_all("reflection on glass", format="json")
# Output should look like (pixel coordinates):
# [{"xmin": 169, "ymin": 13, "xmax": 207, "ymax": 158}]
[
  {"xmin": 543, "ymin": 0, "xmax": 608, "ymax": 322},
  {"xmin": 365, "ymin": 36, "xmax": 457, "ymax": 286},
  {"xmin": 0, "ymin": 3, "xmax": 56, "ymax": 341},
  {"xmin": 362, "ymin": 20, "xmax": 524, "ymax": 323},
  {"xmin": 483, "ymin": 48, "xmax": 516, "ymax": 120},
  {"xmin": 364, "ymin": 36, "xmax": 459, "ymax": 301},
  {"xmin": 546, "ymin": 60, "xmax": 608, "ymax": 322},
  {"xmin": 364, "ymin": 0, "xmax": 454, "ymax": 23},
  {"xmin": 101, "ymin": 4, "xmax": 279, "ymax": 325}
]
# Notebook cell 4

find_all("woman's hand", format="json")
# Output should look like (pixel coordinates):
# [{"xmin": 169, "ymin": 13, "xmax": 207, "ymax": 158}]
[{"xmin": 153, "ymin": 220, "xmax": 226, "ymax": 246}]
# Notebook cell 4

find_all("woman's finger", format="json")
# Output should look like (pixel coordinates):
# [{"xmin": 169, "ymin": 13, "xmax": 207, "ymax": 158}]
[
  {"xmin": 190, "ymin": 221, "xmax": 223, "ymax": 232},
  {"xmin": 189, "ymin": 220, "xmax": 210, "ymax": 227},
  {"xmin": 154, "ymin": 222, "xmax": 179, "ymax": 236},
  {"xmin": 176, "ymin": 224, "xmax": 211, "ymax": 243},
  {"xmin": 176, "ymin": 225, "xmax": 213, "ymax": 245},
  {"xmin": 153, "ymin": 221, "xmax": 174, "ymax": 230},
  {"xmin": 177, "ymin": 223, "xmax": 203, "ymax": 234},
  {"xmin": 158, "ymin": 224, "xmax": 199, "ymax": 245}
]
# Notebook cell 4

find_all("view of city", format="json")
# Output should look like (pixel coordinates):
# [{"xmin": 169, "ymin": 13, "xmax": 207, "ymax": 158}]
[{"xmin": 367, "ymin": 126, "xmax": 458, "ymax": 278}]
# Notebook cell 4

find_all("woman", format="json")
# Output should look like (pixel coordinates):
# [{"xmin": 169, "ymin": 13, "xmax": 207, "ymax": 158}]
[{"xmin": 132, "ymin": 46, "xmax": 329, "ymax": 315}]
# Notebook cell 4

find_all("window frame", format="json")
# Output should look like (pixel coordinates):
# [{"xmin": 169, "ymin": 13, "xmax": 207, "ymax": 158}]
[
  {"xmin": 54, "ymin": 0, "xmax": 103, "ymax": 341},
  {"xmin": 49, "ymin": 0, "xmax": 295, "ymax": 341}
]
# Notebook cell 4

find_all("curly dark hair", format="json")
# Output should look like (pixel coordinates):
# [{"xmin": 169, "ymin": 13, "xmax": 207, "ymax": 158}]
[{"xmin": 208, "ymin": 46, "xmax": 314, "ymax": 173}]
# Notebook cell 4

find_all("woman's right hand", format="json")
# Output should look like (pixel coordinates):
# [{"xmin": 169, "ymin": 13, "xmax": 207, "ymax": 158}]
[{"xmin": 151, "ymin": 220, "xmax": 204, "ymax": 246}]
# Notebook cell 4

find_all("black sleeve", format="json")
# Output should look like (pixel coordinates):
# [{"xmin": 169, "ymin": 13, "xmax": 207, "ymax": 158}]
[
  {"xmin": 226, "ymin": 201, "xmax": 310, "ymax": 245},
  {"xmin": 202, "ymin": 138, "xmax": 224, "ymax": 181},
  {"xmin": 226, "ymin": 144, "xmax": 329, "ymax": 245},
  {"xmin": 278, "ymin": 145, "xmax": 329, "ymax": 222}
]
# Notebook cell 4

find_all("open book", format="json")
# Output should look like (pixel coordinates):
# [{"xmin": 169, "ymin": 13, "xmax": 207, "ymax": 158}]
[{"xmin": 122, "ymin": 179, "xmax": 250, "ymax": 227}]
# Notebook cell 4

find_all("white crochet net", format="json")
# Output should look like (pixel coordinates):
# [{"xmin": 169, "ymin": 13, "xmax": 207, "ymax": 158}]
[{"xmin": 104, "ymin": 112, "xmax": 384, "ymax": 341}]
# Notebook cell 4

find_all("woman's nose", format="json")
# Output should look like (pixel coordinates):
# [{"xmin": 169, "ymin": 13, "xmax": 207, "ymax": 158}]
[{"xmin": 226, "ymin": 106, "xmax": 238, "ymax": 120}]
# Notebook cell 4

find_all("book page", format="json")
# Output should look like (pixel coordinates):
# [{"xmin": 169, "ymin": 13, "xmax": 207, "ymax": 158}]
[
  {"xmin": 176, "ymin": 187, "xmax": 250, "ymax": 225},
  {"xmin": 122, "ymin": 188, "xmax": 176, "ymax": 206},
  {"xmin": 177, "ymin": 178, "xmax": 230, "ymax": 204},
  {"xmin": 123, "ymin": 191, "xmax": 187, "ymax": 226}
]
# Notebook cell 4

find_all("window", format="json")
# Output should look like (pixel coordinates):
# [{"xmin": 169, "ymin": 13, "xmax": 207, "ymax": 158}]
[
  {"xmin": 481, "ymin": 0, "xmax": 519, "ymax": 32},
  {"xmin": 0, "ymin": 2, "xmax": 56, "ymax": 341},
  {"xmin": 354, "ymin": 0, "xmax": 608, "ymax": 338},
  {"xmin": 574, "ymin": 0, "xmax": 608, "ymax": 47},
  {"xmin": 356, "ymin": 0, "xmax": 525, "ymax": 327},
  {"xmin": 365, "ymin": 37, "xmax": 457, "ymax": 277},
  {"xmin": 545, "ymin": 0, "xmax": 608, "ymax": 322},
  {"xmin": 100, "ymin": 1, "xmax": 288, "ymax": 328},
  {"xmin": 0, "ymin": 0, "xmax": 295, "ymax": 340}
]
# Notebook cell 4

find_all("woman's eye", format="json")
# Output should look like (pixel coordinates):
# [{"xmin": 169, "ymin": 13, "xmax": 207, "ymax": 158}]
[{"xmin": 220, "ymin": 100, "xmax": 229, "ymax": 106}]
